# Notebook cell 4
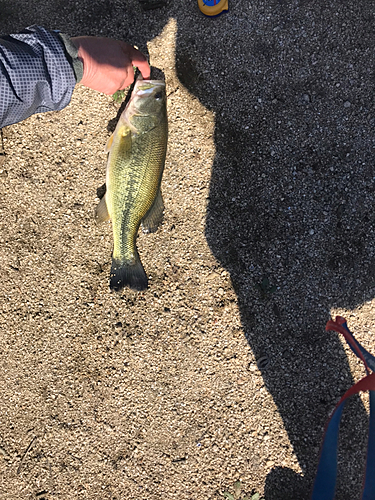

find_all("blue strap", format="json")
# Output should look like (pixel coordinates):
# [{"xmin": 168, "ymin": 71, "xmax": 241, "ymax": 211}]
[
  {"xmin": 363, "ymin": 389, "xmax": 375, "ymax": 500},
  {"xmin": 311, "ymin": 402, "xmax": 345, "ymax": 500},
  {"xmin": 312, "ymin": 318, "xmax": 375, "ymax": 500}
]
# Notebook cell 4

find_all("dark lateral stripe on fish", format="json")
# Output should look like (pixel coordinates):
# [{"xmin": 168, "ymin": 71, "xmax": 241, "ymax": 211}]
[{"xmin": 110, "ymin": 258, "xmax": 148, "ymax": 292}]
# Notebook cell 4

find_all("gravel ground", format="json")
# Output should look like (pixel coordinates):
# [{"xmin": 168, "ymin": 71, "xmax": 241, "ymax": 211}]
[{"xmin": 1, "ymin": 1, "xmax": 375, "ymax": 499}]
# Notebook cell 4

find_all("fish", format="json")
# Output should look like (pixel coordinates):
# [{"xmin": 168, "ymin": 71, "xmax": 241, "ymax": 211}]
[{"xmin": 96, "ymin": 77, "xmax": 168, "ymax": 292}]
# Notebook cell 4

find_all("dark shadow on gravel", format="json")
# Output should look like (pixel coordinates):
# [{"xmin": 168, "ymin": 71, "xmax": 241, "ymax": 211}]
[
  {"xmin": 2, "ymin": 0, "xmax": 374, "ymax": 498},
  {"xmin": 174, "ymin": 1, "xmax": 374, "ymax": 498}
]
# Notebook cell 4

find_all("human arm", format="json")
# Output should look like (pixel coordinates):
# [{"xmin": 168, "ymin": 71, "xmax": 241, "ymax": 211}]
[
  {"xmin": 0, "ymin": 26, "xmax": 150, "ymax": 128},
  {"xmin": 0, "ymin": 25, "xmax": 76, "ymax": 128}
]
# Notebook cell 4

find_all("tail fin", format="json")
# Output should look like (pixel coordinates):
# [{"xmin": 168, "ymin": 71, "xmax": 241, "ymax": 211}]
[{"xmin": 110, "ymin": 257, "xmax": 148, "ymax": 292}]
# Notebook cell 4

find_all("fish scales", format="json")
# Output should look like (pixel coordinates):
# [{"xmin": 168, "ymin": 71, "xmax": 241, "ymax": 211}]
[{"xmin": 108, "ymin": 126, "xmax": 165, "ymax": 258}]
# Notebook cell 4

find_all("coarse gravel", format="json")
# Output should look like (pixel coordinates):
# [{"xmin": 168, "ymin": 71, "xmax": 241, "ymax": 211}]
[{"xmin": 0, "ymin": 1, "xmax": 375, "ymax": 499}]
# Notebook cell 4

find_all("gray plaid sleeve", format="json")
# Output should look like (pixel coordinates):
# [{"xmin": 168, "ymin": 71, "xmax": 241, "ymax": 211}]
[{"xmin": 0, "ymin": 25, "xmax": 77, "ymax": 128}]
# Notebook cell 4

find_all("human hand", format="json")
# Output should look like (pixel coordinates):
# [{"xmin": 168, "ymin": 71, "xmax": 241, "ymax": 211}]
[{"xmin": 70, "ymin": 36, "xmax": 150, "ymax": 94}]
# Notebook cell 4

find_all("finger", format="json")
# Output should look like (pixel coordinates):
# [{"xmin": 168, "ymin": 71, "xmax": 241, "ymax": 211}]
[
  {"xmin": 119, "ymin": 65, "xmax": 135, "ymax": 90},
  {"xmin": 124, "ymin": 44, "xmax": 151, "ymax": 79},
  {"xmin": 133, "ymin": 58, "xmax": 151, "ymax": 79}
]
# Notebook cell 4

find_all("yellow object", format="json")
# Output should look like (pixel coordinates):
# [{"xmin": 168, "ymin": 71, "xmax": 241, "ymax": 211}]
[{"xmin": 198, "ymin": 0, "xmax": 228, "ymax": 17}]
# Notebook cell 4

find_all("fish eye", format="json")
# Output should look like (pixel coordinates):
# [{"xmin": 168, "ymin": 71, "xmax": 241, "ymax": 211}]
[{"xmin": 154, "ymin": 92, "xmax": 163, "ymax": 100}]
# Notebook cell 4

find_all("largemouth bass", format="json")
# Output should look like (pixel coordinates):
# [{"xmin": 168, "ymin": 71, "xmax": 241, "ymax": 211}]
[{"xmin": 96, "ymin": 77, "xmax": 168, "ymax": 292}]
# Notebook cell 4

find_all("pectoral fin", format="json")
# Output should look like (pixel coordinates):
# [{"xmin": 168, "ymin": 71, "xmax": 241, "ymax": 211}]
[
  {"xmin": 142, "ymin": 190, "xmax": 164, "ymax": 234},
  {"xmin": 95, "ymin": 194, "xmax": 110, "ymax": 223},
  {"xmin": 105, "ymin": 126, "xmax": 132, "ymax": 153},
  {"xmin": 105, "ymin": 133, "xmax": 115, "ymax": 153}
]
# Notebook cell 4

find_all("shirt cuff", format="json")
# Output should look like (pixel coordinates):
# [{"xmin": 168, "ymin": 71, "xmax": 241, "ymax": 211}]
[{"xmin": 57, "ymin": 33, "xmax": 84, "ymax": 83}]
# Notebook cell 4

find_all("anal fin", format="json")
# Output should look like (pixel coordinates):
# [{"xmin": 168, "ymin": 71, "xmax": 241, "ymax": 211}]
[
  {"xmin": 95, "ymin": 194, "xmax": 110, "ymax": 223},
  {"xmin": 141, "ymin": 190, "xmax": 164, "ymax": 234}
]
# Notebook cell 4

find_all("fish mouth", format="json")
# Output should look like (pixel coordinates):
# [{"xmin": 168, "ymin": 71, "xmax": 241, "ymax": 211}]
[
  {"xmin": 136, "ymin": 78, "xmax": 165, "ymax": 85},
  {"xmin": 134, "ymin": 78, "xmax": 165, "ymax": 97},
  {"xmin": 124, "ymin": 76, "xmax": 166, "ymax": 118}
]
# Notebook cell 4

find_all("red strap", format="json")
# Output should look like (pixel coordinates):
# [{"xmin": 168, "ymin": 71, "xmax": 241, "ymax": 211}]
[{"xmin": 326, "ymin": 316, "xmax": 370, "ymax": 373}]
